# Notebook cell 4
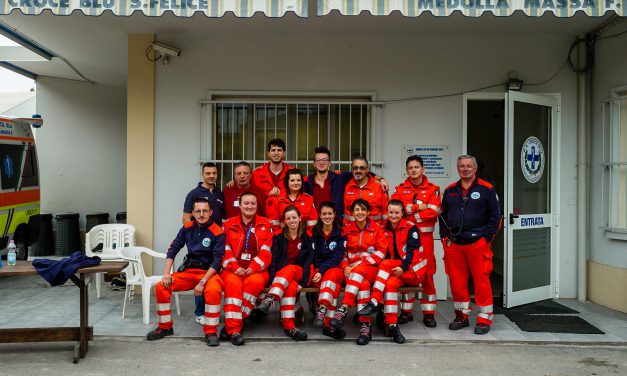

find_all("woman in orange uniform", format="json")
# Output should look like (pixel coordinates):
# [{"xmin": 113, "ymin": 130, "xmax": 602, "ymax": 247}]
[
  {"xmin": 329, "ymin": 198, "xmax": 388, "ymax": 345},
  {"xmin": 266, "ymin": 168, "xmax": 318, "ymax": 235},
  {"xmin": 255, "ymin": 205, "xmax": 313, "ymax": 341}
]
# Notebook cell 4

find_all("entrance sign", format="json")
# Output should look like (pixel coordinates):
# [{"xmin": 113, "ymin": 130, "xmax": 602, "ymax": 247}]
[
  {"xmin": 520, "ymin": 136, "xmax": 545, "ymax": 184},
  {"xmin": 401, "ymin": 145, "xmax": 450, "ymax": 178}
]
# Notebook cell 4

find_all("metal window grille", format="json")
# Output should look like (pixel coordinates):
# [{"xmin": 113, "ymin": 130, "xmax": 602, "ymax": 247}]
[
  {"xmin": 204, "ymin": 98, "xmax": 375, "ymax": 187},
  {"xmin": 601, "ymin": 91, "xmax": 627, "ymax": 231}
]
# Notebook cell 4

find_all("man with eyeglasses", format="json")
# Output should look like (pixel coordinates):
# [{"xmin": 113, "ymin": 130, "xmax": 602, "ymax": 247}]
[
  {"xmin": 304, "ymin": 146, "xmax": 388, "ymax": 222},
  {"xmin": 183, "ymin": 162, "xmax": 225, "ymax": 325},
  {"xmin": 147, "ymin": 198, "xmax": 226, "ymax": 347},
  {"xmin": 343, "ymin": 156, "xmax": 389, "ymax": 225}
]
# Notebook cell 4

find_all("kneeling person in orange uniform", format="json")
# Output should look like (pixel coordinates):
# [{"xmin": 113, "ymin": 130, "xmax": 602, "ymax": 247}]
[
  {"xmin": 220, "ymin": 192, "xmax": 273, "ymax": 345},
  {"xmin": 256, "ymin": 205, "xmax": 313, "ymax": 341},
  {"xmin": 147, "ymin": 198, "xmax": 225, "ymax": 347},
  {"xmin": 358, "ymin": 200, "xmax": 427, "ymax": 344}
]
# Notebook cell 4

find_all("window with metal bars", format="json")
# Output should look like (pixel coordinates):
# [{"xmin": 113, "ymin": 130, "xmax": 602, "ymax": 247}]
[
  {"xmin": 207, "ymin": 98, "xmax": 372, "ymax": 187},
  {"xmin": 601, "ymin": 87, "xmax": 627, "ymax": 234}
]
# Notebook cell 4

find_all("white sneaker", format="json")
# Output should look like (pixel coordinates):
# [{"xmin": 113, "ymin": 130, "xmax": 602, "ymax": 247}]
[{"xmin": 195, "ymin": 316, "xmax": 205, "ymax": 325}]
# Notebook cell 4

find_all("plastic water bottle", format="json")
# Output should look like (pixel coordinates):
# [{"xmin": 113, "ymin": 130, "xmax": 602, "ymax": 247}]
[{"xmin": 7, "ymin": 240, "xmax": 17, "ymax": 266}]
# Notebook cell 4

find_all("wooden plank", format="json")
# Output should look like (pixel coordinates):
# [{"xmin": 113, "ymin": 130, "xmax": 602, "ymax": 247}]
[
  {"xmin": 0, "ymin": 327, "xmax": 93, "ymax": 343},
  {"xmin": 0, "ymin": 261, "xmax": 128, "ymax": 277}
]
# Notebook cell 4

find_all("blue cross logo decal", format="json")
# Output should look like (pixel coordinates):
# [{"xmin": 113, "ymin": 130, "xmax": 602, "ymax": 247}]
[
  {"xmin": 526, "ymin": 146, "xmax": 539, "ymax": 171},
  {"xmin": 3, "ymin": 155, "xmax": 13, "ymax": 178}
]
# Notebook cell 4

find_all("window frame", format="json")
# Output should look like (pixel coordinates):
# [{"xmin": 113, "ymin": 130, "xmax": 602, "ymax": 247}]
[
  {"xmin": 601, "ymin": 85, "xmax": 627, "ymax": 240},
  {"xmin": 200, "ymin": 91, "xmax": 383, "ymax": 186}
]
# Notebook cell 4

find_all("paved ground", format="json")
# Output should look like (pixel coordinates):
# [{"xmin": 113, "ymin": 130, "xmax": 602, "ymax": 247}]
[{"xmin": 1, "ymin": 338, "xmax": 626, "ymax": 376}]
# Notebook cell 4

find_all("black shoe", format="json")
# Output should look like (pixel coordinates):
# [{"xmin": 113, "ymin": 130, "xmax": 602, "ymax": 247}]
[
  {"xmin": 285, "ymin": 328, "xmax": 308, "ymax": 341},
  {"xmin": 474, "ymin": 323, "xmax": 491, "ymax": 335},
  {"xmin": 356, "ymin": 323, "xmax": 372, "ymax": 346},
  {"xmin": 423, "ymin": 314, "xmax": 437, "ymax": 328},
  {"xmin": 322, "ymin": 327, "xmax": 346, "ymax": 340},
  {"xmin": 357, "ymin": 301, "xmax": 378, "ymax": 316},
  {"xmin": 397, "ymin": 312, "xmax": 414, "ymax": 324},
  {"xmin": 388, "ymin": 324, "xmax": 406, "ymax": 344},
  {"xmin": 256, "ymin": 295, "xmax": 275, "ymax": 314},
  {"xmin": 329, "ymin": 306, "xmax": 347, "ymax": 329},
  {"xmin": 219, "ymin": 326, "xmax": 230, "ymax": 341},
  {"xmin": 313, "ymin": 306, "xmax": 327, "ymax": 328},
  {"xmin": 205, "ymin": 334, "xmax": 219, "ymax": 347},
  {"xmin": 146, "ymin": 327, "xmax": 173, "ymax": 341},
  {"xmin": 230, "ymin": 333, "xmax": 245, "ymax": 346},
  {"xmin": 449, "ymin": 311, "xmax": 470, "ymax": 331}
]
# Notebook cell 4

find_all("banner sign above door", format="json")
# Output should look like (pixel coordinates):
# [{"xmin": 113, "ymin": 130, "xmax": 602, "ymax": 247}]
[
  {"xmin": 318, "ymin": 0, "xmax": 624, "ymax": 17},
  {"xmin": 0, "ymin": 0, "xmax": 308, "ymax": 17}
]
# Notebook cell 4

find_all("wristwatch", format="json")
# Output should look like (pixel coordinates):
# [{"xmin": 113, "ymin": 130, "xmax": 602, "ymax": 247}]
[{"xmin": 199, "ymin": 279, "xmax": 206, "ymax": 286}]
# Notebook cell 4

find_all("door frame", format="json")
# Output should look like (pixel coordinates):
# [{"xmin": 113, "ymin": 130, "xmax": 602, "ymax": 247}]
[{"xmin": 462, "ymin": 92, "xmax": 562, "ymax": 306}]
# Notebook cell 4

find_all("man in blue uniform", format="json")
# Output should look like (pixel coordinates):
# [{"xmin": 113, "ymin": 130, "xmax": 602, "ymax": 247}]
[
  {"xmin": 439, "ymin": 155, "xmax": 501, "ymax": 335},
  {"xmin": 147, "ymin": 198, "xmax": 226, "ymax": 346}
]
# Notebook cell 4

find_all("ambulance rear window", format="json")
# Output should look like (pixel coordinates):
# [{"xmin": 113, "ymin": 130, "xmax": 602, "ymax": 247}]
[
  {"xmin": 0, "ymin": 144, "xmax": 39, "ymax": 190},
  {"xmin": 21, "ymin": 145, "xmax": 39, "ymax": 188}
]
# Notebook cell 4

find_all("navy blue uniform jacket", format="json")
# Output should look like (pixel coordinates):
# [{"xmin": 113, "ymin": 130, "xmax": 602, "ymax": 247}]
[
  {"xmin": 183, "ymin": 183, "xmax": 225, "ymax": 225},
  {"xmin": 268, "ymin": 233, "xmax": 314, "ymax": 287},
  {"xmin": 439, "ymin": 178, "xmax": 501, "ymax": 245},
  {"xmin": 167, "ymin": 220, "xmax": 225, "ymax": 271},
  {"xmin": 311, "ymin": 228, "xmax": 345, "ymax": 276}
]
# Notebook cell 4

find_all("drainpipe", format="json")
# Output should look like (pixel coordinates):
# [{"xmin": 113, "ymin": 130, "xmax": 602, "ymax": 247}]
[{"xmin": 576, "ymin": 33, "xmax": 588, "ymax": 302}]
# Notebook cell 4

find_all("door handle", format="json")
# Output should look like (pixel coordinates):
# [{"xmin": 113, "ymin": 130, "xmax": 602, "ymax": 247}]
[{"xmin": 509, "ymin": 213, "xmax": 519, "ymax": 225}]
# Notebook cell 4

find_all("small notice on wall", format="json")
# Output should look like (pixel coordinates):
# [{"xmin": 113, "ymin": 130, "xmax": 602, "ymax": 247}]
[{"xmin": 401, "ymin": 145, "xmax": 450, "ymax": 178}]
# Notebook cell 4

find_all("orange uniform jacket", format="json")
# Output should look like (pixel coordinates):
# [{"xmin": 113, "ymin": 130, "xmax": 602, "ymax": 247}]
[
  {"xmin": 383, "ymin": 218, "xmax": 428, "ymax": 276},
  {"xmin": 391, "ymin": 176, "xmax": 441, "ymax": 234},
  {"xmin": 221, "ymin": 215, "xmax": 274, "ymax": 273},
  {"xmin": 343, "ymin": 178, "xmax": 388, "ymax": 225},
  {"xmin": 252, "ymin": 162, "xmax": 293, "ymax": 215},
  {"xmin": 340, "ymin": 220, "xmax": 388, "ymax": 269},
  {"xmin": 265, "ymin": 191, "xmax": 319, "ymax": 235}
]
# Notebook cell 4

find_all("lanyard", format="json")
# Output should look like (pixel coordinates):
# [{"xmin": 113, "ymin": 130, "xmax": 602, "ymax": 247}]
[{"xmin": 243, "ymin": 222, "xmax": 254, "ymax": 253}]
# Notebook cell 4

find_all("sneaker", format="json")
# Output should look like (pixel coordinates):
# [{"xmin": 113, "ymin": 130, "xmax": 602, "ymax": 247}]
[
  {"xmin": 423, "ymin": 314, "xmax": 437, "ymax": 328},
  {"xmin": 388, "ymin": 324, "xmax": 406, "ymax": 344},
  {"xmin": 313, "ymin": 306, "xmax": 327, "ymax": 328},
  {"xmin": 397, "ymin": 312, "xmax": 414, "ymax": 324},
  {"xmin": 357, "ymin": 301, "xmax": 378, "ymax": 316},
  {"xmin": 448, "ymin": 310, "xmax": 470, "ymax": 331},
  {"xmin": 256, "ymin": 295, "xmax": 276, "ymax": 314},
  {"xmin": 285, "ymin": 328, "xmax": 308, "ymax": 341},
  {"xmin": 322, "ymin": 327, "xmax": 346, "ymax": 340},
  {"xmin": 205, "ymin": 333, "xmax": 219, "ymax": 347},
  {"xmin": 474, "ymin": 323, "xmax": 491, "ymax": 335},
  {"xmin": 230, "ymin": 332, "xmax": 245, "ymax": 346},
  {"xmin": 195, "ymin": 316, "xmax": 205, "ymax": 325},
  {"xmin": 219, "ymin": 326, "xmax": 230, "ymax": 341},
  {"xmin": 146, "ymin": 327, "xmax": 173, "ymax": 341},
  {"xmin": 356, "ymin": 323, "xmax": 372, "ymax": 346},
  {"xmin": 329, "ymin": 306, "xmax": 347, "ymax": 329}
]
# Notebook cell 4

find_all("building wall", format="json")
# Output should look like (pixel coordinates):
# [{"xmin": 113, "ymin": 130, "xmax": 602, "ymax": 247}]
[
  {"xmin": 588, "ymin": 29, "xmax": 627, "ymax": 313},
  {"xmin": 152, "ymin": 33, "xmax": 580, "ymax": 297},
  {"xmin": 36, "ymin": 77, "xmax": 127, "ymax": 229}
]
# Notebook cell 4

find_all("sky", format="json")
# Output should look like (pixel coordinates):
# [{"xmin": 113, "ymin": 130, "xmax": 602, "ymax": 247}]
[{"xmin": 0, "ymin": 34, "xmax": 36, "ymax": 93}]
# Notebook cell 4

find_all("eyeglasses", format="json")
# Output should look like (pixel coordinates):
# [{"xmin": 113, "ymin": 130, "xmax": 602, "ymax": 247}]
[
  {"xmin": 314, "ymin": 158, "xmax": 330, "ymax": 163},
  {"xmin": 193, "ymin": 209, "xmax": 211, "ymax": 214},
  {"xmin": 352, "ymin": 166, "xmax": 367, "ymax": 171}
]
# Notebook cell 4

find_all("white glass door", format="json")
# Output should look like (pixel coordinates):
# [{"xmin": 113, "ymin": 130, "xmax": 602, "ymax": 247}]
[{"xmin": 504, "ymin": 92, "xmax": 558, "ymax": 308}]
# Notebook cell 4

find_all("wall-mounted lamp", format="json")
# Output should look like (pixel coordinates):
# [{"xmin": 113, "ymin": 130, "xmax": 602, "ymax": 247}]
[{"xmin": 507, "ymin": 78, "xmax": 524, "ymax": 91}]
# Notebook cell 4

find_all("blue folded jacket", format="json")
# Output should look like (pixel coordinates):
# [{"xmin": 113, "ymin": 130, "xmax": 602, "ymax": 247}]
[{"xmin": 32, "ymin": 252, "xmax": 101, "ymax": 286}]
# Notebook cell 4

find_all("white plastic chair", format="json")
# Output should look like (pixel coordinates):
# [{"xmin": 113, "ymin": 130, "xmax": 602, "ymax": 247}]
[
  {"xmin": 85, "ymin": 224, "xmax": 136, "ymax": 298},
  {"xmin": 119, "ymin": 246, "xmax": 181, "ymax": 325}
]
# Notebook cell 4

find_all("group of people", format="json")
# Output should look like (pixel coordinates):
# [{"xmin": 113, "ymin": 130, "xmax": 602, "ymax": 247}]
[{"xmin": 146, "ymin": 138, "xmax": 501, "ymax": 347}]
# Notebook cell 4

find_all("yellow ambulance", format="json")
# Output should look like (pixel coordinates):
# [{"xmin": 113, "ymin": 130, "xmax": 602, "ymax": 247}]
[{"xmin": 0, "ymin": 116, "xmax": 42, "ymax": 260}]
